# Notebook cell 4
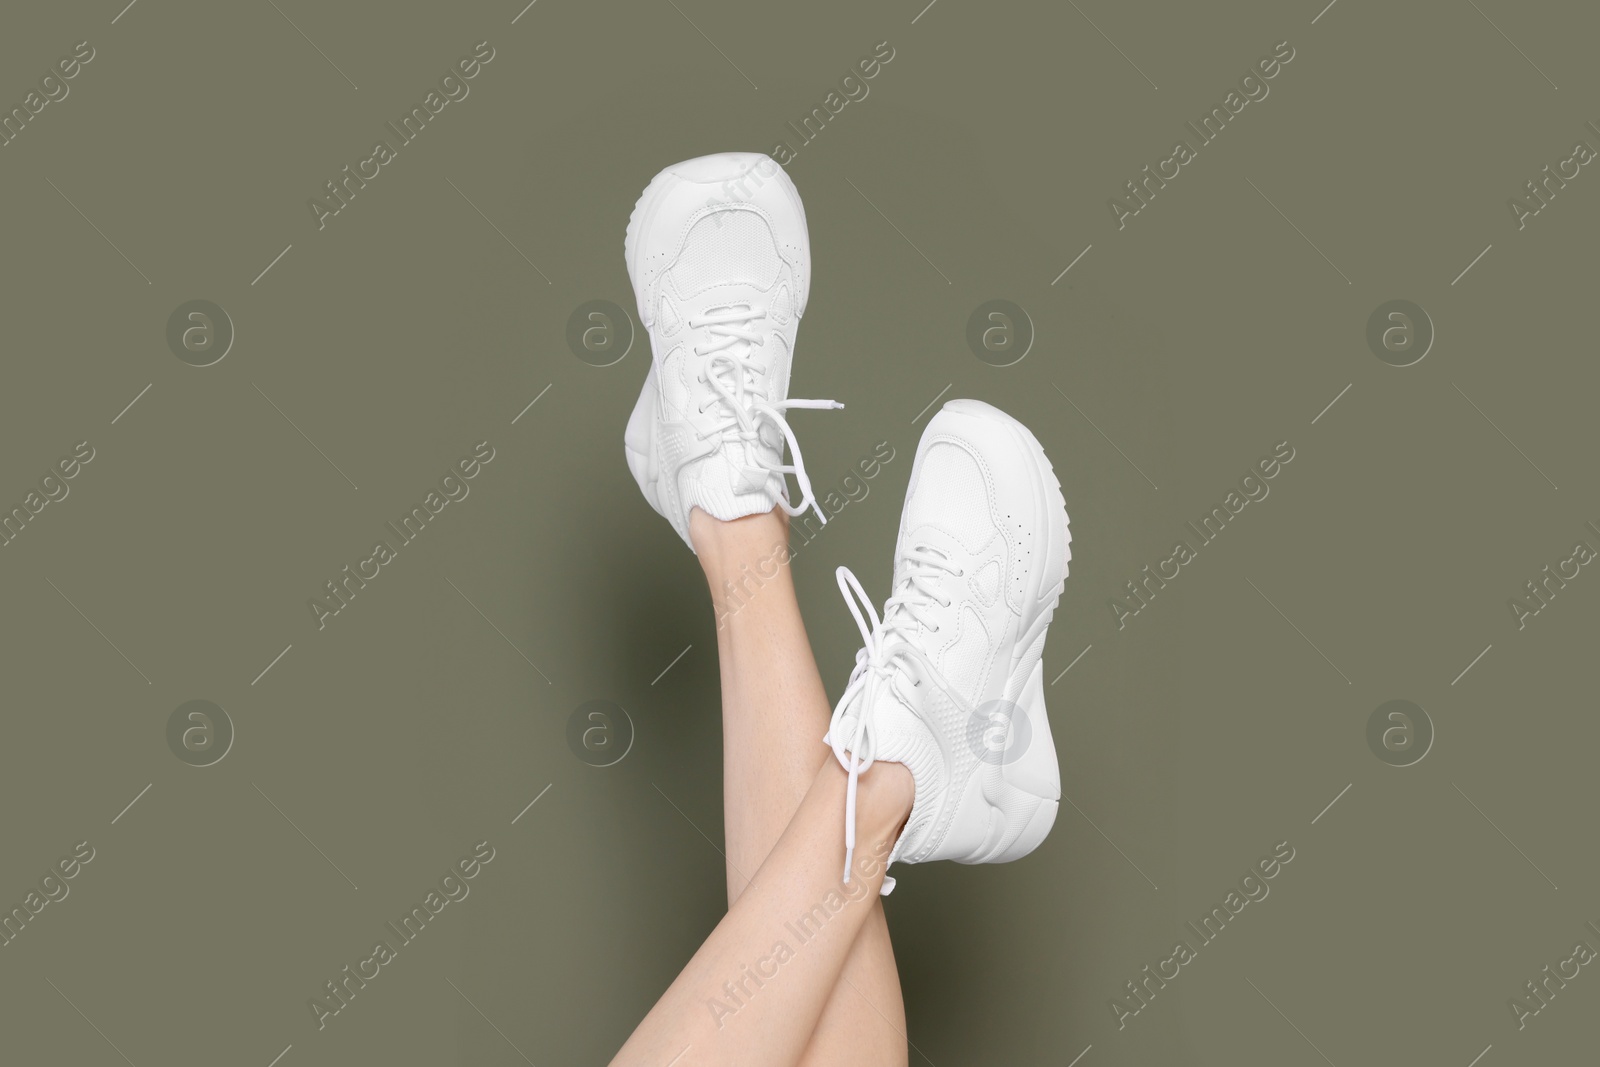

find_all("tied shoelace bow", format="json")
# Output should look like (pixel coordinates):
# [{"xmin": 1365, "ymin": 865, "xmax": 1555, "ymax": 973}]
[
  {"xmin": 689, "ymin": 305, "xmax": 841, "ymax": 526},
  {"xmin": 826, "ymin": 547, "xmax": 965, "ymax": 885}
]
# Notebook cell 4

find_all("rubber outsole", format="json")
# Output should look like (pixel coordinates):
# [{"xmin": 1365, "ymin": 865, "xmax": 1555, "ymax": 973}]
[
  {"xmin": 623, "ymin": 165, "xmax": 681, "ymax": 325},
  {"xmin": 939, "ymin": 400, "xmax": 1071, "ymax": 866}
]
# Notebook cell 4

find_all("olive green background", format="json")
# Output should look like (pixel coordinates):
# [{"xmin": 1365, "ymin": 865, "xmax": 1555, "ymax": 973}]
[{"xmin": 2, "ymin": 0, "xmax": 1597, "ymax": 1064}]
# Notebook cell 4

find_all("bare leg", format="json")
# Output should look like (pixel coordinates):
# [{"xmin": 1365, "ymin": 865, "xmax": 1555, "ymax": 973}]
[
  {"xmin": 692, "ymin": 507, "xmax": 909, "ymax": 1066},
  {"xmin": 611, "ymin": 756, "xmax": 914, "ymax": 1067}
]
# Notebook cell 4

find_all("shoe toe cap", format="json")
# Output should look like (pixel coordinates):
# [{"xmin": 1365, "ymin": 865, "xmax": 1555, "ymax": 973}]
[{"xmin": 667, "ymin": 152, "xmax": 778, "ymax": 186}]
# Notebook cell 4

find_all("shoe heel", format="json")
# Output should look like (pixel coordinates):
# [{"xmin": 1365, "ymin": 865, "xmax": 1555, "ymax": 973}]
[
  {"xmin": 985, "ymin": 659, "xmax": 1061, "ymax": 863},
  {"xmin": 1006, "ymin": 795, "xmax": 1059, "ymax": 862},
  {"xmin": 1003, "ymin": 659, "xmax": 1060, "ymax": 801},
  {"xmin": 966, "ymin": 792, "xmax": 1058, "ymax": 865},
  {"xmin": 624, "ymin": 364, "xmax": 663, "ymax": 515}
]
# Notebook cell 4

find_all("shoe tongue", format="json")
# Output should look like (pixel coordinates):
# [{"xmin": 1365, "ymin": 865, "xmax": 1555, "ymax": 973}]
[
  {"xmin": 902, "ymin": 523, "xmax": 962, "ymax": 558},
  {"xmin": 686, "ymin": 280, "xmax": 768, "ymax": 315},
  {"xmin": 679, "ymin": 451, "xmax": 779, "ymax": 522},
  {"xmin": 700, "ymin": 298, "xmax": 771, "ymax": 399},
  {"xmin": 881, "ymin": 600, "xmax": 930, "ymax": 641},
  {"xmin": 732, "ymin": 463, "xmax": 770, "ymax": 494},
  {"xmin": 702, "ymin": 301, "xmax": 751, "ymax": 320},
  {"xmin": 888, "ymin": 533, "xmax": 959, "ymax": 636}
]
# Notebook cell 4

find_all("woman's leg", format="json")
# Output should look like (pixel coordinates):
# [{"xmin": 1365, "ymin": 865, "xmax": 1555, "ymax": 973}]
[
  {"xmin": 612, "ymin": 754, "xmax": 914, "ymax": 1067},
  {"xmin": 691, "ymin": 506, "xmax": 910, "ymax": 1066}
]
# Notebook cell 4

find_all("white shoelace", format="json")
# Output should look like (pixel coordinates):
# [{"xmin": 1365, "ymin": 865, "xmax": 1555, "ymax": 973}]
[
  {"xmin": 826, "ymin": 546, "xmax": 965, "ymax": 884},
  {"xmin": 690, "ymin": 305, "xmax": 840, "ymax": 526}
]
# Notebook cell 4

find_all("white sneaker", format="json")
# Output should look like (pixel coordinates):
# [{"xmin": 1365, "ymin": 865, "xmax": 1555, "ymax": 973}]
[
  {"xmin": 825, "ymin": 399, "xmax": 1070, "ymax": 893},
  {"xmin": 622, "ymin": 152, "xmax": 840, "ymax": 551}
]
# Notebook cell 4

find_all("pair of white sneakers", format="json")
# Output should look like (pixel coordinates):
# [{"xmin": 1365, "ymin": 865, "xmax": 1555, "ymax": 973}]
[{"xmin": 623, "ymin": 153, "xmax": 1071, "ymax": 894}]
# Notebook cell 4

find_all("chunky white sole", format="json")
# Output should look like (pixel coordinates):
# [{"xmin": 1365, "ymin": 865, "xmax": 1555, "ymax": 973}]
[
  {"xmin": 623, "ymin": 164, "xmax": 680, "ymax": 326},
  {"xmin": 622, "ymin": 364, "xmax": 662, "ymax": 520},
  {"xmin": 965, "ymin": 661, "xmax": 1060, "ymax": 864},
  {"xmin": 940, "ymin": 399, "xmax": 1071, "ymax": 866},
  {"xmin": 620, "ymin": 165, "xmax": 683, "ymax": 522}
]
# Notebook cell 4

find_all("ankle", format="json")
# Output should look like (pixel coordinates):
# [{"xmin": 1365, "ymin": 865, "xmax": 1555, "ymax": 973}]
[
  {"xmin": 693, "ymin": 508, "xmax": 792, "ymax": 613},
  {"xmin": 690, "ymin": 505, "xmax": 787, "ymax": 560},
  {"xmin": 827, "ymin": 756, "xmax": 914, "ymax": 838},
  {"xmin": 861, "ymin": 760, "xmax": 915, "ymax": 826}
]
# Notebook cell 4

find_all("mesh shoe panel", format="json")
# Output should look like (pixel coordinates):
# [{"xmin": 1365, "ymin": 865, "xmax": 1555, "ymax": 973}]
[{"xmin": 668, "ymin": 211, "xmax": 782, "ymax": 296}]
